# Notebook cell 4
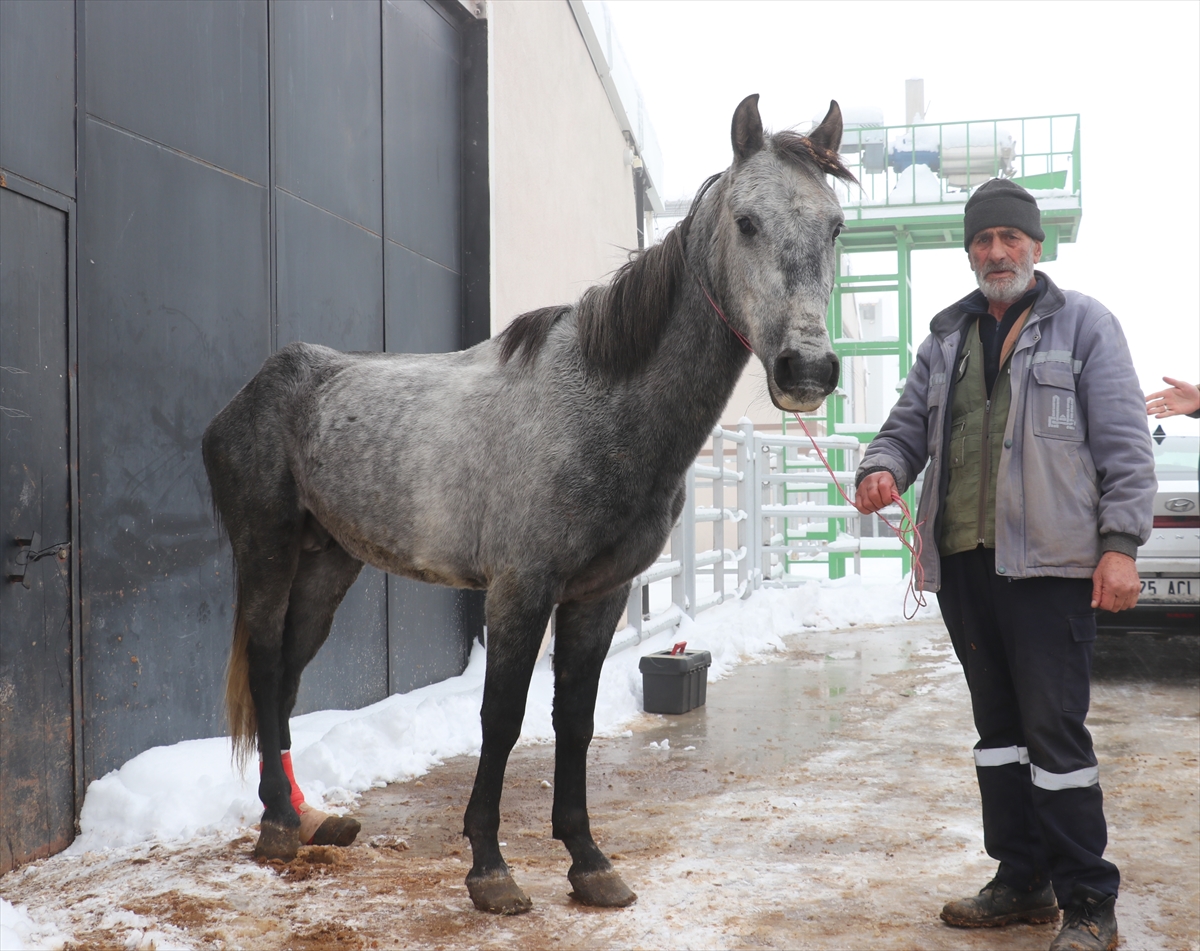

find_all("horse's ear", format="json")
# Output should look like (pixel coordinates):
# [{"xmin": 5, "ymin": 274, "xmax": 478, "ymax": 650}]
[
  {"xmin": 808, "ymin": 100, "xmax": 844, "ymax": 155},
  {"xmin": 731, "ymin": 94, "xmax": 764, "ymax": 162}
]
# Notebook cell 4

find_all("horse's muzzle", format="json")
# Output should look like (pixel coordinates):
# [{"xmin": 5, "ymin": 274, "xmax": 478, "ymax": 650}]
[{"xmin": 770, "ymin": 349, "xmax": 840, "ymax": 410}]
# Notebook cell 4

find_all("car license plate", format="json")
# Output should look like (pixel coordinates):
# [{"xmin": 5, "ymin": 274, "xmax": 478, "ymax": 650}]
[{"xmin": 1139, "ymin": 577, "xmax": 1200, "ymax": 603}]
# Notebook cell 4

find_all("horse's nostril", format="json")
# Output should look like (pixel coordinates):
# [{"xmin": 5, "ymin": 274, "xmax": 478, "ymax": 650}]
[
  {"xmin": 773, "ymin": 352, "xmax": 802, "ymax": 389},
  {"xmin": 774, "ymin": 350, "xmax": 840, "ymax": 393}
]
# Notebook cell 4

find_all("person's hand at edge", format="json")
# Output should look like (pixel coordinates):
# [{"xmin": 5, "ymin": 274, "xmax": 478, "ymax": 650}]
[{"xmin": 1145, "ymin": 376, "xmax": 1200, "ymax": 418}]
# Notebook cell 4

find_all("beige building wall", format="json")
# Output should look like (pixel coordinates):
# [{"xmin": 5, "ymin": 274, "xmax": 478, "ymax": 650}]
[
  {"xmin": 487, "ymin": 1, "xmax": 774, "ymax": 431},
  {"xmin": 489, "ymin": 0, "xmax": 638, "ymax": 332}
]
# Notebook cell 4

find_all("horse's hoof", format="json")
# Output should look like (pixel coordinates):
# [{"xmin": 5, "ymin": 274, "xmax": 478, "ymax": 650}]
[
  {"xmin": 466, "ymin": 869, "xmax": 533, "ymax": 915},
  {"xmin": 307, "ymin": 815, "xmax": 361, "ymax": 847},
  {"xmin": 568, "ymin": 867, "xmax": 638, "ymax": 908},
  {"xmin": 254, "ymin": 820, "xmax": 301, "ymax": 862}
]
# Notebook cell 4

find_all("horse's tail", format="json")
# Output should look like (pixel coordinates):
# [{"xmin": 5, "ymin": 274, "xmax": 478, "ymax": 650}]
[{"xmin": 225, "ymin": 594, "xmax": 257, "ymax": 772}]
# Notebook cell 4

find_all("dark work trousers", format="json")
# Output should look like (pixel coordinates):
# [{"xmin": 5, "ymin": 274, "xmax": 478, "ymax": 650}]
[{"xmin": 937, "ymin": 546, "xmax": 1119, "ymax": 905}]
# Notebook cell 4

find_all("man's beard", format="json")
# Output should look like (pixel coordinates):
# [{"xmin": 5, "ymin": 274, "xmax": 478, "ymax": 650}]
[{"xmin": 975, "ymin": 247, "xmax": 1036, "ymax": 304}]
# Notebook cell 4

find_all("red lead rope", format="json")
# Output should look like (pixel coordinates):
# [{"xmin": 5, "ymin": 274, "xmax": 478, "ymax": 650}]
[
  {"xmin": 792, "ymin": 414, "xmax": 928, "ymax": 619},
  {"xmin": 697, "ymin": 276, "xmax": 928, "ymax": 618}
]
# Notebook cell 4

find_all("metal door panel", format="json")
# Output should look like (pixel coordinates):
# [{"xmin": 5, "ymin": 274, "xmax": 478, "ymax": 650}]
[
  {"xmin": 292, "ymin": 568, "xmax": 388, "ymax": 716},
  {"xmin": 273, "ymin": 0, "xmax": 382, "ymax": 234},
  {"xmin": 0, "ymin": 186, "xmax": 73, "ymax": 872},
  {"xmin": 385, "ymin": 243, "xmax": 459, "ymax": 355},
  {"xmin": 0, "ymin": 0, "xmax": 76, "ymax": 198},
  {"xmin": 387, "ymin": 579, "xmax": 472, "ymax": 695},
  {"xmin": 275, "ymin": 190, "xmax": 384, "ymax": 351},
  {"xmin": 380, "ymin": 0, "xmax": 471, "ymax": 695},
  {"xmin": 84, "ymin": 0, "xmax": 269, "ymax": 185},
  {"xmin": 78, "ymin": 118, "xmax": 270, "ymax": 777},
  {"xmin": 272, "ymin": 189, "xmax": 389, "ymax": 714},
  {"xmin": 383, "ymin": 0, "xmax": 461, "ymax": 273}
]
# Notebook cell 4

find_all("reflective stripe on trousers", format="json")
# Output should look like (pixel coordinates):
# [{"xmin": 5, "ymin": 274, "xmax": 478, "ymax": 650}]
[
  {"xmin": 1030, "ymin": 763, "xmax": 1100, "ymax": 790},
  {"xmin": 974, "ymin": 747, "xmax": 1100, "ymax": 790},
  {"xmin": 974, "ymin": 745, "xmax": 1029, "ymax": 767}
]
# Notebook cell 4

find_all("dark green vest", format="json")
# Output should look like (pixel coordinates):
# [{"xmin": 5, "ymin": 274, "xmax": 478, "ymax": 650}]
[{"xmin": 939, "ymin": 318, "xmax": 1013, "ymax": 555}]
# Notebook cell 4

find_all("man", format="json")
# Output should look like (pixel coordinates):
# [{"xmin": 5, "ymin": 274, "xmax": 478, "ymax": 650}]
[{"xmin": 854, "ymin": 178, "xmax": 1154, "ymax": 951}]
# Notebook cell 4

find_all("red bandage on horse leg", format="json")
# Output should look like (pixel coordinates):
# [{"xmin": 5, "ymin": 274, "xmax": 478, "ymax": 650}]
[
  {"xmin": 259, "ymin": 751, "xmax": 306, "ymax": 812},
  {"xmin": 280, "ymin": 751, "xmax": 306, "ymax": 811}
]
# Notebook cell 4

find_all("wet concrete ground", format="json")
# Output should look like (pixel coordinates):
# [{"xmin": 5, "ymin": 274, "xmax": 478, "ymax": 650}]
[
  {"xmin": 4, "ymin": 622, "xmax": 1197, "ymax": 950},
  {"xmin": 342, "ymin": 625, "xmax": 1199, "ymax": 950}
]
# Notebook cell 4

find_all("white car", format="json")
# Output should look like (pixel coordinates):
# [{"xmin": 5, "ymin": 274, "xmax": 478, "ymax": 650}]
[{"xmin": 1097, "ymin": 433, "xmax": 1199, "ymax": 634}]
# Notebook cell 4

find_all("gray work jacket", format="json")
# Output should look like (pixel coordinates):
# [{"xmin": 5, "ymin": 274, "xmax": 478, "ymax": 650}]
[{"xmin": 857, "ymin": 272, "xmax": 1155, "ymax": 591}]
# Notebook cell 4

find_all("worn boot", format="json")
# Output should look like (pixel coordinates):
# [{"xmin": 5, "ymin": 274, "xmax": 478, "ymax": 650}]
[
  {"xmin": 941, "ymin": 877, "xmax": 1060, "ymax": 928},
  {"xmin": 1049, "ymin": 885, "xmax": 1117, "ymax": 951}
]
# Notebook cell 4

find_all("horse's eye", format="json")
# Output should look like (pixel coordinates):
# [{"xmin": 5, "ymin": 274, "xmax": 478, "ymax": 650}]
[
  {"xmin": 832, "ymin": 224, "xmax": 844, "ymax": 243},
  {"xmin": 736, "ymin": 217, "xmax": 757, "ymax": 237}
]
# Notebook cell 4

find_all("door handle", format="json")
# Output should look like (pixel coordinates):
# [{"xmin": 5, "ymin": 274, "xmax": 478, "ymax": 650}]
[{"xmin": 9, "ymin": 532, "xmax": 70, "ymax": 589}]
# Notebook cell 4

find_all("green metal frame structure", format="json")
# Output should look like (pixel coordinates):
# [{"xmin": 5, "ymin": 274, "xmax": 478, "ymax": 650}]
[{"xmin": 780, "ymin": 114, "xmax": 1083, "ymax": 580}]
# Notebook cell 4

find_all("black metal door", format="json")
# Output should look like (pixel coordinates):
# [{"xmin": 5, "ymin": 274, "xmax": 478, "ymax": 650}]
[
  {"xmin": 0, "ymin": 185, "xmax": 74, "ymax": 873},
  {"xmin": 1, "ymin": 0, "xmax": 489, "ymax": 819},
  {"xmin": 76, "ymin": 0, "xmax": 486, "ymax": 766}
]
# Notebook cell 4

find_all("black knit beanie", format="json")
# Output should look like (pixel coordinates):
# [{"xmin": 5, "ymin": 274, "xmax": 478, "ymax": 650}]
[{"xmin": 963, "ymin": 178, "xmax": 1044, "ymax": 249}]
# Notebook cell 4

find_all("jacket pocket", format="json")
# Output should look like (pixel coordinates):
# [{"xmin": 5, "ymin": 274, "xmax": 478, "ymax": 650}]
[
  {"xmin": 1030, "ymin": 362, "xmax": 1084, "ymax": 442},
  {"xmin": 948, "ymin": 419, "xmax": 966, "ymax": 469},
  {"xmin": 1067, "ymin": 445, "xmax": 1100, "ymax": 508},
  {"xmin": 949, "ymin": 436, "xmax": 966, "ymax": 469},
  {"xmin": 1063, "ymin": 615, "xmax": 1097, "ymax": 713},
  {"xmin": 1021, "ymin": 434, "xmax": 1100, "ymax": 570}
]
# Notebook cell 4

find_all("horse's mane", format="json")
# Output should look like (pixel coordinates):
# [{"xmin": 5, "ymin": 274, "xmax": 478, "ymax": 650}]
[
  {"xmin": 496, "ymin": 130, "xmax": 855, "ymax": 378},
  {"xmin": 497, "ymin": 225, "xmax": 687, "ymax": 380},
  {"xmin": 496, "ymin": 305, "xmax": 574, "ymax": 367}
]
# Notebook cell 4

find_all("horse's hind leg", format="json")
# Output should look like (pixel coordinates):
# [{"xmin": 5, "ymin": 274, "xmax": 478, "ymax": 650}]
[
  {"xmin": 463, "ymin": 573, "xmax": 556, "ymax": 915},
  {"xmin": 550, "ymin": 587, "xmax": 637, "ymax": 907},
  {"xmin": 275, "ymin": 537, "xmax": 365, "ymax": 847},
  {"xmin": 236, "ymin": 545, "xmax": 305, "ymax": 861}
]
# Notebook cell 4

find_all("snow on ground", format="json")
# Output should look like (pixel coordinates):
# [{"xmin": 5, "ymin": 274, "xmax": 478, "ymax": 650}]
[
  {"xmin": 1, "ymin": 898, "xmax": 70, "ymax": 951},
  {"xmin": 0, "ymin": 576, "xmax": 935, "ymax": 949}
]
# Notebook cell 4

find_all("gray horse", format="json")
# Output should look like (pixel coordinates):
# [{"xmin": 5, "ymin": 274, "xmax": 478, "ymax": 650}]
[{"xmin": 202, "ymin": 94, "xmax": 853, "ymax": 914}]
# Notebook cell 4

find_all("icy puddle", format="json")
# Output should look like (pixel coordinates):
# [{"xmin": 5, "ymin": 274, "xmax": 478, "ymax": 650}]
[{"xmin": 592, "ymin": 625, "xmax": 931, "ymax": 777}]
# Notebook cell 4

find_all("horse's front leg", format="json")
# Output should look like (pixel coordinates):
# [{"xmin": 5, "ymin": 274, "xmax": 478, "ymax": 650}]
[
  {"xmin": 463, "ymin": 574, "xmax": 555, "ymax": 914},
  {"xmin": 551, "ymin": 586, "xmax": 637, "ymax": 907}
]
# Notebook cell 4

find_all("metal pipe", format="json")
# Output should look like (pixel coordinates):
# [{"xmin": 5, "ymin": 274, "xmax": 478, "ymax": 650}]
[
  {"xmin": 632, "ymin": 559, "xmax": 681, "ymax": 588},
  {"xmin": 607, "ymin": 605, "xmax": 684, "ymax": 657},
  {"xmin": 712, "ymin": 430, "xmax": 724, "ymax": 604}
]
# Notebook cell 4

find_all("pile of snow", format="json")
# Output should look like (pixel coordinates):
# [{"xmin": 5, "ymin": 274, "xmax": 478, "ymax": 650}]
[
  {"xmin": 883, "ymin": 165, "xmax": 948, "ymax": 205},
  {"xmin": 64, "ymin": 576, "xmax": 936, "ymax": 856},
  {"xmin": 1024, "ymin": 186, "xmax": 1073, "ymax": 199},
  {"xmin": 1, "ymin": 898, "xmax": 69, "ymax": 951},
  {"xmin": 890, "ymin": 124, "xmax": 1014, "ymax": 154}
]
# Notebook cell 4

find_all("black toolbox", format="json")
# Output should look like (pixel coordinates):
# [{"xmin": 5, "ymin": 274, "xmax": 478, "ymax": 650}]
[{"xmin": 639, "ymin": 644, "xmax": 712, "ymax": 715}]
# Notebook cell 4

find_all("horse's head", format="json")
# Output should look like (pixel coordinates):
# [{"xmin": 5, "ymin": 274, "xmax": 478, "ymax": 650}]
[{"xmin": 700, "ymin": 95, "xmax": 853, "ymax": 413}]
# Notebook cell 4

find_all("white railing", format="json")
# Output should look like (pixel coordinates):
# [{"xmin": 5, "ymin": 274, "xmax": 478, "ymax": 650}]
[{"xmin": 607, "ymin": 418, "xmax": 904, "ymax": 656}]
